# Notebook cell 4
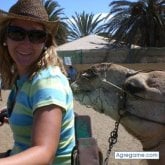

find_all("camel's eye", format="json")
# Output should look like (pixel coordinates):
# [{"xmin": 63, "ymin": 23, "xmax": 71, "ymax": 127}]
[
  {"xmin": 124, "ymin": 81, "xmax": 145, "ymax": 94},
  {"xmin": 81, "ymin": 69, "xmax": 98, "ymax": 80}
]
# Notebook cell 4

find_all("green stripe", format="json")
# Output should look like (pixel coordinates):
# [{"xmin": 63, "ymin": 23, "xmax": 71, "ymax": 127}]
[
  {"xmin": 53, "ymin": 154, "xmax": 71, "ymax": 165},
  {"xmin": 14, "ymin": 103, "xmax": 33, "ymax": 116},
  {"xmin": 30, "ymin": 78, "xmax": 67, "ymax": 96},
  {"xmin": 62, "ymin": 119, "xmax": 74, "ymax": 130},
  {"xmin": 59, "ymin": 136, "xmax": 75, "ymax": 148},
  {"xmin": 32, "ymin": 99, "xmax": 67, "ymax": 112},
  {"xmin": 11, "ymin": 125, "xmax": 32, "ymax": 137}
]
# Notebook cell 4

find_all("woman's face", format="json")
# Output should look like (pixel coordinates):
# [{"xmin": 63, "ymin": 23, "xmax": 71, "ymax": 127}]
[{"xmin": 6, "ymin": 19, "xmax": 46, "ymax": 75}]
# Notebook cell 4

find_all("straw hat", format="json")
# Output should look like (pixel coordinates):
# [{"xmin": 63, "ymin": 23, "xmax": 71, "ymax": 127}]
[{"xmin": 0, "ymin": 0, "xmax": 58, "ymax": 33}]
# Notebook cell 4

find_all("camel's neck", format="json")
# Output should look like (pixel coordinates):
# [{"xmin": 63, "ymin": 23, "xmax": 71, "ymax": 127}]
[
  {"xmin": 91, "ymin": 88, "xmax": 121, "ymax": 120},
  {"xmin": 143, "ymin": 140, "xmax": 165, "ymax": 165}
]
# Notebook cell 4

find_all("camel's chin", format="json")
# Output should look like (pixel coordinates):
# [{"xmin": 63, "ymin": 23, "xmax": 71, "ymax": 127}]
[
  {"xmin": 125, "ymin": 98, "xmax": 165, "ymax": 124},
  {"xmin": 73, "ymin": 92, "xmax": 104, "ymax": 113},
  {"xmin": 121, "ymin": 115, "xmax": 165, "ymax": 141},
  {"xmin": 74, "ymin": 92, "xmax": 90, "ymax": 106},
  {"xmin": 73, "ymin": 92, "xmax": 93, "ymax": 106}
]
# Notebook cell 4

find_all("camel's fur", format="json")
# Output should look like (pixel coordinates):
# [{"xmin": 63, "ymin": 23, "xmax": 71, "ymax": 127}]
[{"xmin": 71, "ymin": 63, "xmax": 165, "ymax": 165}]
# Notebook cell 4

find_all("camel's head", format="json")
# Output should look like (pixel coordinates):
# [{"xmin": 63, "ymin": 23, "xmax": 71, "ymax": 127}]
[
  {"xmin": 71, "ymin": 65, "xmax": 107, "ymax": 114},
  {"xmin": 71, "ymin": 63, "xmax": 165, "ymax": 150},
  {"xmin": 72, "ymin": 67, "xmax": 102, "ymax": 92},
  {"xmin": 71, "ymin": 63, "xmax": 135, "ymax": 116}
]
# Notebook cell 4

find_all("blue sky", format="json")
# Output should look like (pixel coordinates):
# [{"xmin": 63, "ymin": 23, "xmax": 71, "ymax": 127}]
[{"xmin": 1, "ymin": 0, "xmax": 111, "ymax": 17}]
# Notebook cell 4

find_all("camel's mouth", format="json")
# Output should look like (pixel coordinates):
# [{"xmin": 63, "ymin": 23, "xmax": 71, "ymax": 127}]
[
  {"xmin": 71, "ymin": 82, "xmax": 91, "ymax": 94},
  {"xmin": 73, "ymin": 90, "xmax": 101, "ymax": 111}
]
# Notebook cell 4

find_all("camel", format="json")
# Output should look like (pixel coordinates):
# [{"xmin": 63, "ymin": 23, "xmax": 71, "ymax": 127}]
[{"xmin": 71, "ymin": 63, "xmax": 165, "ymax": 165}]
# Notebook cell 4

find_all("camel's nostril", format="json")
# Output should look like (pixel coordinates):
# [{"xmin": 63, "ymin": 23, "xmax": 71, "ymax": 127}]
[{"xmin": 124, "ymin": 82, "xmax": 145, "ymax": 94}]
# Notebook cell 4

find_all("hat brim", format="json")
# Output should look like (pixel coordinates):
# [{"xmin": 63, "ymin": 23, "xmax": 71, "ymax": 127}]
[{"xmin": 0, "ymin": 9, "xmax": 59, "ymax": 34}]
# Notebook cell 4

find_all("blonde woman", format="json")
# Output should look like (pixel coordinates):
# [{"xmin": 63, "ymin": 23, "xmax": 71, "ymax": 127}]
[{"xmin": 0, "ymin": 0, "xmax": 75, "ymax": 164}]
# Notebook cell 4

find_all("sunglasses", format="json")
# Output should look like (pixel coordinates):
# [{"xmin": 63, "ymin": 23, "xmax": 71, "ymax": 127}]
[{"xmin": 7, "ymin": 26, "xmax": 47, "ymax": 44}]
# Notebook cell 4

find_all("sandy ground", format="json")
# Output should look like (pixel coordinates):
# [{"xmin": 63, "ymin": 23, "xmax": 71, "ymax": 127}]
[{"xmin": 0, "ymin": 90, "xmax": 143, "ymax": 165}]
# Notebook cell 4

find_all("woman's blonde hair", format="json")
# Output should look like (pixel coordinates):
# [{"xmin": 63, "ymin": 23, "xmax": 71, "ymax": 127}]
[{"xmin": 0, "ymin": 21, "xmax": 66, "ymax": 88}]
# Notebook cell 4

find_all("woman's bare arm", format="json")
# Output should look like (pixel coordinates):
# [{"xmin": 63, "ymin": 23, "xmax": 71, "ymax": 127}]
[{"xmin": 0, "ymin": 104, "xmax": 62, "ymax": 165}]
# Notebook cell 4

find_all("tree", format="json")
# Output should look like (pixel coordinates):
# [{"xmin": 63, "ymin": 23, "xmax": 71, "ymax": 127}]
[
  {"xmin": 42, "ymin": 0, "xmax": 68, "ymax": 45},
  {"xmin": 67, "ymin": 11, "xmax": 105, "ymax": 41},
  {"xmin": 105, "ymin": 0, "xmax": 165, "ymax": 47}
]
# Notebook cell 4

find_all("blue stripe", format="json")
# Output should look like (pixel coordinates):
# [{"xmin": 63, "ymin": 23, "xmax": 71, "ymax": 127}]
[
  {"xmin": 10, "ymin": 113, "xmax": 32, "ymax": 125},
  {"xmin": 61, "ymin": 126, "xmax": 75, "ymax": 139},
  {"xmin": 16, "ymin": 91, "xmax": 31, "ymax": 108},
  {"xmin": 15, "ymin": 141, "xmax": 29, "ymax": 150},
  {"xmin": 31, "ymin": 88, "xmax": 67, "ymax": 106},
  {"xmin": 63, "ymin": 109, "xmax": 74, "ymax": 120}
]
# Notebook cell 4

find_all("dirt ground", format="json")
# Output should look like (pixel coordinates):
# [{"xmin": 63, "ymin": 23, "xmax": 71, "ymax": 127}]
[{"xmin": 0, "ymin": 90, "xmax": 143, "ymax": 165}]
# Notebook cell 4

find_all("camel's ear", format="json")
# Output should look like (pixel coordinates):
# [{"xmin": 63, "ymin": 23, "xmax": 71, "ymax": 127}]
[{"xmin": 126, "ymin": 70, "xmax": 141, "ymax": 78}]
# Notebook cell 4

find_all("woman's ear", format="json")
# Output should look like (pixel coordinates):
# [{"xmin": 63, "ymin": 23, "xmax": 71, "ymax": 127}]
[
  {"xmin": 3, "ymin": 42, "xmax": 7, "ymax": 46},
  {"xmin": 43, "ymin": 46, "xmax": 47, "ymax": 51}
]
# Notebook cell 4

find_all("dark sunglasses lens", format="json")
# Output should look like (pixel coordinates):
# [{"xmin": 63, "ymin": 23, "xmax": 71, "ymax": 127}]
[
  {"xmin": 7, "ymin": 26, "xmax": 26, "ymax": 41},
  {"xmin": 29, "ymin": 30, "xmax": 47, "ymax": 43},
  {"xmin": 7, "ymin": 26, "xmax": 47, "ymax": 43}
]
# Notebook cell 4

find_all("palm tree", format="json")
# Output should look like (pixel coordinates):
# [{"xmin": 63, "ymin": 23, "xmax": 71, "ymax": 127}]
[
  {"xmin": 67, "ymin": 11, "xmax": 105, "ymax": 41},
  {"xmin": 42, "ymin": 0, "xmax": 68, "ymax": 45},
  {"xmin": 105, "ymin": 0, "xmax": 165, "ymax": 47}
]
